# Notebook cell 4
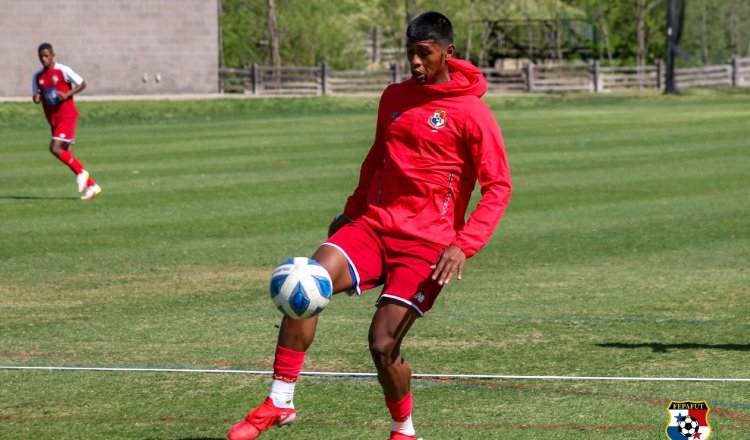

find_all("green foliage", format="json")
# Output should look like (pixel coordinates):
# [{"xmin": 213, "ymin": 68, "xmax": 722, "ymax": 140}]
[
  {"xmin": 221, "ymin": 0, "xmax": 369, "ymax": 69},
  {"xmin": 567, "ymin": 0, "xmax": 666, "ymax": 65},
  {"xmin": 219, "ymin": 0, "xmax": 750, "ymax": 69},
  {"xmin": 220, "ymin": 0, "xmax": 268, "ymax": 68},
  {"xmin": 680, "ymin": 0, "xmax": 750, "ymax": 65},
  {"xmin": 275, "ymin": 0, "xmax": 367, "ymax": 69},
  {"xmin": 1, "ymin": 92, "xmax": 749, "ymax": 439}
]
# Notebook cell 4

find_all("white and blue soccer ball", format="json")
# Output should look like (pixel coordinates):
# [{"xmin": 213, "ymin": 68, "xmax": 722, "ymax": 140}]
[{"xmin": 270, "ymin": 257, "xmax": 332, "ymax": 319}]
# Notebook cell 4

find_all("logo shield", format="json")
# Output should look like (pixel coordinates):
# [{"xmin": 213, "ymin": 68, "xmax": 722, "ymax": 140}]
[
  {"xmin": 665, "ymin": 401, "xmax": 712, "ymax": 439},
  {"xmin": 427, "ymin": 109, "xmax": 447, "ymax": 130}
]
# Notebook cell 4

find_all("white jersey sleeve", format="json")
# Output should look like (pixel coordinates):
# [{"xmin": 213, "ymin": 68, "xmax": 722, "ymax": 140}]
[{"xmin": 56, "ymin": 63, "xmax": 84, "ymax": 86}]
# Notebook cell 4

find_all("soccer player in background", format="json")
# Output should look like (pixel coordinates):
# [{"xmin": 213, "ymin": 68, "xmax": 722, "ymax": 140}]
[
  {"xmin": 228, "ymin": 11, "xmax": 511, "ymax": 440},
  {"xmin": 33, "ymin": 42, "xmax": 101, "ymax": 200}
]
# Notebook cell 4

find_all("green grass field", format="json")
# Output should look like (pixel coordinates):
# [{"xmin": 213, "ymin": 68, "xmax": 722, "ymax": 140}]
[{"xmin": 1, "ymin": 90, "xmax": 748, "ymax": 439}]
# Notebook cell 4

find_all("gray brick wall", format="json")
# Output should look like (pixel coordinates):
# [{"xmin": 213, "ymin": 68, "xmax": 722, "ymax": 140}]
[{"xmin": 1, "ymin": 0, "xmax": 220, "ymax": 97}]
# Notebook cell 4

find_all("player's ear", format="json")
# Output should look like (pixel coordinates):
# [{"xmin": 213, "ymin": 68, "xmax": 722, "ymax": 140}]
[{"xmin": 444, "ymin": 44, "xmax": 454, "ymax": 60}]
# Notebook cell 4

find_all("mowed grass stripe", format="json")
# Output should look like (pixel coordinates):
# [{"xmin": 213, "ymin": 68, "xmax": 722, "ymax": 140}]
[{"xmin": 1, "ymin": 92, "xmax": 748, "ymax": 439}]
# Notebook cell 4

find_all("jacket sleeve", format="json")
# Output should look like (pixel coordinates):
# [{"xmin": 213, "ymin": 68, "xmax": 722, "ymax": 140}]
[
  {"xmin": 452, "ymin": 103, "xmax": 512, "ymax": 257},
  {"xmin": 342, "ymin": 96, "xmax": 387, "ymax": 220}
]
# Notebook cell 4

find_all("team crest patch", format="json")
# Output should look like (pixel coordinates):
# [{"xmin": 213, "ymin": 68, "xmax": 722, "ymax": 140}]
[
  {"xmin": 665, "ymin": 401, "xmax": 712, "ymax": 439},
  {"xmin": 52, "ymin": 75, "xmax": 59, "ymax": 84},
  {"xmin": 428, "ymin": 110, "xmax": 447, "ymax": 130}
]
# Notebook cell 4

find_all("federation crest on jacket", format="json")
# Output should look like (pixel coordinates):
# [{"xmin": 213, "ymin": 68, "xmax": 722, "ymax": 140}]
[
  {"xmin": 665, "ymin": 401, "xmax": 711, "ymax": 439},
  {"xmin": 428, "ymin": 109, "xmax": 447, "ymax": 130}
]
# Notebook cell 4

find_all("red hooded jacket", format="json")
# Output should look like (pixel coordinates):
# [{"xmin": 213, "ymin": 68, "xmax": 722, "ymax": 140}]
[{"xmin": 343, "ymin": 58, "xmax": 512, "ymax": 258}]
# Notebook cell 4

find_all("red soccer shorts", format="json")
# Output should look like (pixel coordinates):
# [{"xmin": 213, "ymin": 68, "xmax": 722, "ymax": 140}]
[
  {"xmin": 322, "ymin": 219, "xmax": 445, "ymax": 315},
  {"xmin": 49, "ymin": 117, "xmax": 77, "ymax": 143}
]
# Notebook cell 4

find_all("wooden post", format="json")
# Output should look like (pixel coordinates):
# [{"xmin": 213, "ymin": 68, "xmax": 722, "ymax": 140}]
[
  {"xmin": 524, "ymin": 62, "xmax": 534, "ymax": 92},
  {"xmin": 730, "ymin": 55, "xmax": 738, "ymax": 87},
  {"xmin": 250, "ymin": 63, "xmax": 259, "ymax": 95},
  {"xmin": 321, "ymin": 62, "xmax": 329, "ymax": 95},
  {"xmin": 592, "ymin": 60, "xmax": 602, "ymax": 93},
  {"xmin": 391, "ymin": 62, "xmax": 401, "ymax": 84},
  {"xmin": 655, "ymin": 59, "xmax": 663, "ymax": 90}
]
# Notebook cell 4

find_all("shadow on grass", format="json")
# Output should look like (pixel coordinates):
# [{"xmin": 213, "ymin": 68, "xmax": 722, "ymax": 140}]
[
  {"xmin": 597, "ymin": 342, "xmax": 750, "ymax": 353},
  {"xmin": 0, "ymin": 195, "xmax": 78, "ymax": 200}
]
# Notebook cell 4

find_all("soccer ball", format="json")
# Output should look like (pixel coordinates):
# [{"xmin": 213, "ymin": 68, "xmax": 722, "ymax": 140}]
[
  {"xmin": 269, "ymin": 257, "xmax": 332, "ymax": 319},
  {"xmin": 678, "ymin": 416, "xmax": 700, "ymax": 437}
]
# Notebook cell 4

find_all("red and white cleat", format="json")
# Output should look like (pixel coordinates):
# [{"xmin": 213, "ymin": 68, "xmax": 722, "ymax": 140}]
[
  {"xmin": 227, "ymin": 398, "xmax": 297, "ymax": 440},
  {"xmin": 389, "ymin": 432, "xmax": 417, "ymax": 440},
  {"xmin": 80, "ymin": 184, "xmax": 102, "ymax": 200}
]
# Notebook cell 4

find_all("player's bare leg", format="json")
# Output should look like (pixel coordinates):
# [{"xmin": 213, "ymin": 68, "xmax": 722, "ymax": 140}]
[
  {"xmin": 369, "ymin": 300, "xmax": 419, "ymax": 439},
  {"xmin": 276, "ymin": 243, "xmax": 355, "ymax": 349},
  {"xmin": 228, "ymin": 245, "xmax": 352, "ymax": 440}
]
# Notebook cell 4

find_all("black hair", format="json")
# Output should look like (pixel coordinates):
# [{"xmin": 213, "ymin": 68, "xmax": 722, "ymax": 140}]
[
  {"xmin": 406, "ymin": 12, "xmax": 454, "ymax": 45},
  {"xmin": 38, "ymin": 42, "xmax": 53, "ymax": 53}
]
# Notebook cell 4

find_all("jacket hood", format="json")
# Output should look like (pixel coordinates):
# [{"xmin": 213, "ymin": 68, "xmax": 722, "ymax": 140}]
[{"xmin": 410, "ymin": 58, "xmax": 487, "ymax": 98}]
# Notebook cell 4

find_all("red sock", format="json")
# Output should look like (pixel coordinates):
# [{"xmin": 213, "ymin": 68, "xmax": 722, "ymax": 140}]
[
  {"xmin": 272, "ymin": 345, "xmax": 306, "ymax": 383},
  {"xmin": 56, "ymin": 149, "xmax": 84, "ymax": 175},
  {"xmin": 385, "ymin": 391, "xmax": 413, "ymax": 422},
  {"xmin": 86, "ymin": 177, "xmax": 96, "ymax": 187}
]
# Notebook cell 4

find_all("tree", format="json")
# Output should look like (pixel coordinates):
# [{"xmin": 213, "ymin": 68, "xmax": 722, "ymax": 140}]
[
  {"xmin": 678, "ymin": 0, "xmax": 749, "ymax": 65},
  {"xmin": 267, "ymin": 0, "xmax": 280, "ymax": 69},
  {"xmin": 636, "ymin": 0, "xmax": 664, "ymax": 68},
  {"xmin": 221, "ymin": 0, "xmax": 368, "ymax": 69},
  {"xmin": 699, "ymin": 0, "xmax": 709, "ymax": 64},
  {"xmin": 220, "ymin": 0, "xmax": 268, "ymax": 68},
  {"xmin": 218, "ymin": 0, "xmax": 749, "ymax": 70}
]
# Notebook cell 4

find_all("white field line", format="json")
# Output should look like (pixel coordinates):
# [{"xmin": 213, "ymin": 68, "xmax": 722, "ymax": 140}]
[{"xmin": 1, "ymin": 366, "xmax": 748, "ymax": 382}]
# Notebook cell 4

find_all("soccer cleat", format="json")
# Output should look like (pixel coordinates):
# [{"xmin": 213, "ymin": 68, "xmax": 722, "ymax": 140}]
[
  {"xmin": 80, "ymin": 184, "xmax": 102, "ymax": 201},
  {"xmin": 389, "ymin": 433, "xmax": 417, "ymax": 440},
  {"xmin": 227, "ymin": 398, "xmax": 296, "ymax": 440},
  {"xmin": 76, "ymin": 170, "xmax": 89, "ymax": 193}
]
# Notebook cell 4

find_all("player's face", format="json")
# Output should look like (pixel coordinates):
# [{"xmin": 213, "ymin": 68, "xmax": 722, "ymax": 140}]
[
  {"xmin": 38, "ymin": 49, "xmax": 55, "ymax": 69},
  {"xmin": 406, "ymin": 39, "xmax": 454, "ymax": 85}
]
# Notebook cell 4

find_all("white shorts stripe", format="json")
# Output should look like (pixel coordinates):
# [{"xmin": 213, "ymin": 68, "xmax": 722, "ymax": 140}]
[
  {"xmin": 377, "ymin": 294, "xmax": 425, "ymax": 316},
  {"xmin": 319, "ymin": 242, "xmax": 361, "ymax": 296}
]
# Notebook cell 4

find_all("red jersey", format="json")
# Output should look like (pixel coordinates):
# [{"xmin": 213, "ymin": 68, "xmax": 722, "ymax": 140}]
[
  {"xmin": 343, "ymin": 58, "xmax": 512, "ymax": 258},
  {"xmin": 32, "ymin": 62, "xmax": 83, "ymax": 122}
]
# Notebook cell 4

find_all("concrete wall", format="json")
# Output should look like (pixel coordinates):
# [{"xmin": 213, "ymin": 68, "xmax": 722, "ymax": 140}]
[{"xmin": 0, "ymin": 0, "xmax": 220, "ymax": 97}]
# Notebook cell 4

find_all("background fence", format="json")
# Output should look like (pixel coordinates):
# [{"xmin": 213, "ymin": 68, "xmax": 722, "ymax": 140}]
[
  {"xmin": 220, "ymin": 57, "xmax": 750, "ymax": 96},
  {"xmin": 220, "ymin": 63, "xmax": 403, "ymax": 97}
]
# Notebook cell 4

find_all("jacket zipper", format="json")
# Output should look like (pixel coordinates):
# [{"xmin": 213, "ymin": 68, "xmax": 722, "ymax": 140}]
[{"xmin": 440, "ymin": 172, "xmax": 453, "ymax": 219}]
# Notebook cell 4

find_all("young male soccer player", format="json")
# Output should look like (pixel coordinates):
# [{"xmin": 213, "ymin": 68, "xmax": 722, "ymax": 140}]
[
  {"xmin": 33, "ymin": 42, "xmax": 101, "ymax": 200},
  {"xmin": 228, "ymin": 11, "xmax": 511, "ymax": 440}
]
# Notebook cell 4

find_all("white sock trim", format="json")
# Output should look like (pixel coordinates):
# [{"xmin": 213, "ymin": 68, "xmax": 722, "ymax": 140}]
[
  {"xmin": 390, "ymin": 415, "xmax": 415, "ymax": 436},
  {"xmin": 269, "ymin": 379, "xmax": 296, "ymax": 408}
]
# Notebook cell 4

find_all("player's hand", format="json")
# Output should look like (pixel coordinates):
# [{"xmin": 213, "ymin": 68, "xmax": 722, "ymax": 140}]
[
  {"xmin": 327, "ymin": 213, "xmax": 352, "ymax": 237},
  {"xmin": 57, "ymin": 91, "xmax": 69, "ymax": 101},
  {"xmin": 430, "ymin": 245, "xmax": 467, "ymax": 285},
  {"xmin": 33, "ymin": 93, "xmax": 41, "ymax": 104}
]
